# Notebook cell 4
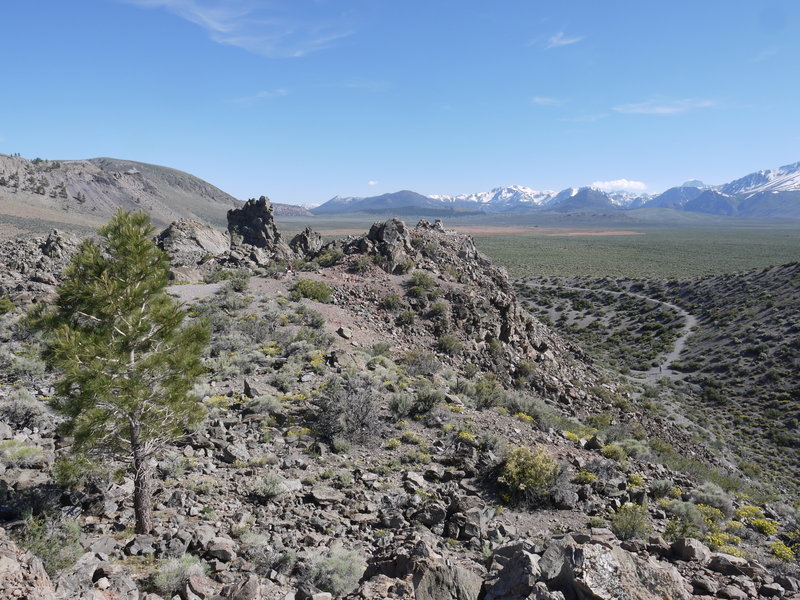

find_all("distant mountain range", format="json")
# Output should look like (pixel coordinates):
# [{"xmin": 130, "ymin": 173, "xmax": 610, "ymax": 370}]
[
  {"xmin": 2, "ymin": 154, "xmax": 799, "ymax": 237},
  {"xmin": 313, "ymin": 161, "xmax": 800, "ymax": 219}
]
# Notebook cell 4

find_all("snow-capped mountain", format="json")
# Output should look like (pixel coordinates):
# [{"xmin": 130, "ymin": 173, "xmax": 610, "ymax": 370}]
[
  {"xmin": 311, "ymin": 160, "xmax": 800, "ymax": 218},
  {"xmin": 719, "ymin": 161, "xmax": 800, "ymax": 196},
  {"xmin": 603, "ymin": 189, "xmax": 651, "ymax": 208},
  {"xmin": 430, "ymin": 186, "xmax": 556, "ymax": 211}
]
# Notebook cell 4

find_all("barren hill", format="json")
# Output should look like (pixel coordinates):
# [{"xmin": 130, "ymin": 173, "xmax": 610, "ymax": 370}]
[{"xmin": 0, "ymin": 154, "xmax": 242, "ymax": 233}]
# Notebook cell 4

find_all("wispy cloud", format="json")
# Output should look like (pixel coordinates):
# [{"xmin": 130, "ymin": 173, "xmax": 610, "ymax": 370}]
[
  {"xmin": 750, "ymin": 46, "xmax": 779, "ymax": 63},
  {"xmin": 368, "ymin": 180, "xmax": 379, "ymax": 186},
  {"xmin": 531, "ymin": 96, "xmax": 564, "ymax": 106},
  {"xmin": 230, "ymin": 88, "xmax": 289, "ymax": 105},
  {"xmin": 591, "ymin": 178, "xmax": 647, "ymax": 192},
  {"xmin": 614, "ymin": 98, "xmax": 716, "ymax": 115},
  {"xmin": 124, "ymin": 0, "xmax": 356, "ymax": 58},
  {"xmin": 546, "ymin": 31, "xmax": 583, "ymax": 49}
]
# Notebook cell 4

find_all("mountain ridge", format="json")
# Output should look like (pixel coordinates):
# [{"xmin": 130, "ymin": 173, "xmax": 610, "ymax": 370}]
[{"xmin": 313, "ymin": 160, "xmax": 800, "ymax": 219}]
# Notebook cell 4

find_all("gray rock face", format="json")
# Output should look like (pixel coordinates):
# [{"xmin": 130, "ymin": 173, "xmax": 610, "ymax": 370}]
[
  {"xmin": 155, "ymin": 218, "xmax": 230, "ymax": 264},
  {"xmin": 776, "ymin": 575, "xmax": 800, "ymax": 593},
  {"xmin": 413, "ymin": 561, "xmax": 483, "ymax": 600},
  {"xmin": 577, "ymin": 543, "xmax": 688, "ymax": 600},
  {"xmin": 289, "ymin": 227, "xmax": 323, "ymax": 258},
  {"xmin": 227, "ymin": 196, "xmax": 291, "ymax": 259},
  {"xmin": 207, "ymin": 536, "xmax": 238, "ymax": 562},
  {"xmin": 484, "ymin": 546, "xmax": 541, "ymax": 600},
  {"xmin": 346, "ymin": 218, "xmax": 417, "ymax": 274},
  {"xmin": 708, "ymin": 552, "xmax": 749, "ymax": 576},
  {"xmin": 671, "ymin": 537, "xmax": 711, "ymax": 564},
  {"xmin": 533, "ymin": 539, "xmax": 689, "ymax": 600},
  {"xmin": 221, "ymin": 442, "xmax": 251, "ymax": 464}
]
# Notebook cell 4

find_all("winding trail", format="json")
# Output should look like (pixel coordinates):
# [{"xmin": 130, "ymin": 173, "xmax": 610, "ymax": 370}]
[{"xmin": 519, "ymin": 281, "xmax": 697, "ymax": 381}]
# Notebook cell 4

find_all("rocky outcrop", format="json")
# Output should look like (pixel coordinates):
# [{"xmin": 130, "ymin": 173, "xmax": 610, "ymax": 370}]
[
  {"xmin": 336, "ymin": 218, "xmax": 601, "ymax": 403},
  {"xmin": 155, "ymin": 218, "xmax": 230, "ymax": 265},
  {"xmin": 227, "ymin": 196, "xmax": 292, "ymax": 260},
  {"xmin": 290, "ymin": 227, "xmax": 324, "ymax": 258},
  {"xmin": 0, "ymin": 230, "xmax": 80, "ymax": 304},
  {"xmin": 485, "ymin": 537, "xmax": 689, "ymax": 600},
  {"xmin": 155, "ymin": 196, "xmax": 327, "ymax": 274},
  {"xmin": 344, "ymin": 218, "xmax": 417, "ymax": 274}
]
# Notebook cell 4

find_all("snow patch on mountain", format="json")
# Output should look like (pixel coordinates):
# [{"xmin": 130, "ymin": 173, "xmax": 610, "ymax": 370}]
[
  {"xmin": 430, "ymin": 186, "xmax": 557, "ymax": 208},
  {"xmin": 719, "ymin": 162, "xmax": 800, "ymax": 196}
]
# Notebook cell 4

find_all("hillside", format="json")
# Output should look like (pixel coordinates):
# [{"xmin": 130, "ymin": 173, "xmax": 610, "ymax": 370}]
[
  {"xmin": 516, "ymin": 265, "xmax": 800, "ymax": 496},
  {"xmin": 663, "ymin": 264, "xmax": 800, "ymax": 490},
  {"xmin": 0, "ymin": 154, "xmax": 242, "ymax": 232},
  {"xmin": 0, "ymin": 206, "xmax": 798, "ymax": 599}
]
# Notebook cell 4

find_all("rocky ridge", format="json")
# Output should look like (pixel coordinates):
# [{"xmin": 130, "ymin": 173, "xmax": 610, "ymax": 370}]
[{"xmin": 0, "ymin": 206, "xmax": 798, "ymax": 599}]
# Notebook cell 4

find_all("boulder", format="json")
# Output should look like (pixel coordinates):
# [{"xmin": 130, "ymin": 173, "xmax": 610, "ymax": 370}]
[
  {"xmin": 222, "ymin": 574, "xmax": 260, "ymax": 600},
  {"xmin": 207, "ymin": 536, "xmax": 238, "ymax": 562},
  {"xmin": 577, "ymin": 543, "xmax": 689, "ymax": 600},
  {"xmin": 718, "ymin": 585, "xmax": 749, "ymax": 600},
  {"xmin": 708, "ymin": 552, "xmax": 749, "ymax": 576},
  {"xmin": 411, "ymin": 501, "xmax": 448, "ymax": 528},
  {"xmin": 691, "ymin": 574, "xmax": 719, "ymax": 595},
  {"xmin": 156, "ymin": 219, "xmax": 230, "ymax": 264},
  {"xmin": 483, "ymin": 546, "xmax": 541, "ymax": 600},
  {"xmin": 125, "ymin": 534, "xmax": 157, "ymax": 556},
  {"xmin": 221, "ymin": 442, "xmax": 251, "ymax": 464},
  {"xmin": 760, "ymin": 582, "xmax": 786, "ymax": 598},
  {"xmin": 538, "ymin": 539, "xmax": 688, "ymax": 600},
  {"xmin": 308, "ymin": 486, "xmax": 346, "ymax": 505},
  {"xmin": 186, "ymin": 573, "xmax": 217, "ymax": 598},
  {"xmin": 552, "ymin": 486, "xmax": 580, "ymax": 510},
  {"xmin": 413, "ymin": 562, "xmax": 483, "ymax": 600},
  {"xmin": 776, "ymin": 575, "xmax": 800, "ymax": 593},
  {"xmin": 671, "ymin": 537, "xmax": 711, "ymax": 564}
]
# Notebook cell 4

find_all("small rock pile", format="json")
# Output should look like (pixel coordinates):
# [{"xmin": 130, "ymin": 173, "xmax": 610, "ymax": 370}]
[
  {"xmin": 0, "ymin": 230, "xmax": 80, "ymax": 304},
  {"xmin": 0, "ymin": 528, "xmax": 56, "ymax": 600}
]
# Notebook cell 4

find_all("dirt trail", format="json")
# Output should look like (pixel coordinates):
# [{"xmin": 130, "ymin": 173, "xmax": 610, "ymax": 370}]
[{"xmin": 521, "ymin": 282, "xmax": 697, "ymax": 382}]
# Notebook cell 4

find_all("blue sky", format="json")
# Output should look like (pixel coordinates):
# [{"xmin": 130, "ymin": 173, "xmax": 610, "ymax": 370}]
[{"xmin": 1, "ymin": 1, "xmax": 798, "ymax": 205}]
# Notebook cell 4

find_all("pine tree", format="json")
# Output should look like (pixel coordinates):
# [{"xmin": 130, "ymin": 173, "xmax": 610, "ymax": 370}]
[{"xmin": 34, "ymin": 210, "xmax": 209, "ymax": 533}]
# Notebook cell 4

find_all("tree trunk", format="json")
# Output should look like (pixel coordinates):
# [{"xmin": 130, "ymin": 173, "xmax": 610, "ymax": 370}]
[{"xmin": 132, "ymin": 441, "xmax": 154, "ymax": 534}]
